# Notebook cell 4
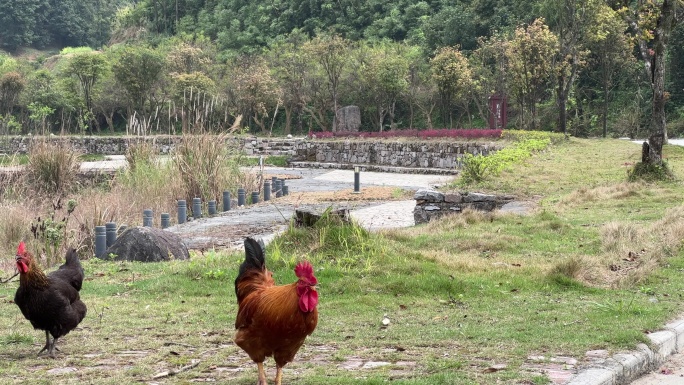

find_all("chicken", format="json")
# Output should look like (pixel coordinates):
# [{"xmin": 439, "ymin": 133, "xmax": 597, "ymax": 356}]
[
  {"xmin": 14, "ymin": 242, "xmax": 87, "ymax": 357},
  {"xmin": 234, "ymin": 237, "xmax": 319, "ymax": 385}
]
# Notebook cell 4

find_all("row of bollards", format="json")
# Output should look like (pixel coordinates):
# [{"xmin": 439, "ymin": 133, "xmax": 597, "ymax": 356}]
[{"xmin": 93, "ymin": 177, "xmax": 296, "ymax": 258}]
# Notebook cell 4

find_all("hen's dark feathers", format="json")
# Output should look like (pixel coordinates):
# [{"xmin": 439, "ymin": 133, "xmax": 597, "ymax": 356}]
[{"xmin": 49, "ymin": 248, "xmax": 85, "ymax": 291}]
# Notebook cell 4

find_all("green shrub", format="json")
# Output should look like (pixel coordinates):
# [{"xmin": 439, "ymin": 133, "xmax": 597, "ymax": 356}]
[{"xmin": 459, "ymin": 130, "xmax": 559, "ymax": 184}]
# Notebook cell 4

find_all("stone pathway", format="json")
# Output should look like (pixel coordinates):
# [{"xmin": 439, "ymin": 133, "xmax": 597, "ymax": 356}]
[{"xmin": 166, "ymin": 167, "xmax": 454, "ymax": 250}]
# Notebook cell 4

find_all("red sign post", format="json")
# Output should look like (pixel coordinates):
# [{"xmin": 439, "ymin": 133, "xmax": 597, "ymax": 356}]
[{"xmin": 488, "ymin": 93, "xmax": 507, "ymax": 129}]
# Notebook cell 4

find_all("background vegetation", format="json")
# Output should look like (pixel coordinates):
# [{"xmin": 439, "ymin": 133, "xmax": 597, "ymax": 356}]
[{"xmin": 1, "ymin": 0, "xmax": 683, "ymax": 138}]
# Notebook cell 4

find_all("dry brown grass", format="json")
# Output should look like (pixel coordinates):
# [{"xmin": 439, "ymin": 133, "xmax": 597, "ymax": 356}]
[
  {"xmin": 25, "ymin": 140, "xmax": 80, "ymax": 196},
  {"xmin": 551, "ymin": 204, "xmax": 684, "ymax": 288},
  {"xmin": 559, "ymin": 182, "xmax": 645, "ymax": 206}
]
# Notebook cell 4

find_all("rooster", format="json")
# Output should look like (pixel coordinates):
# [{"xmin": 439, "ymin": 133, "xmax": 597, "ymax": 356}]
[
  {"xmin": 234, "ymin": 237, "xmax": 319, "ymax": 385},
  {"xmin": 14, "ymin": 242, "xmax": 87, "ymax": 357}
]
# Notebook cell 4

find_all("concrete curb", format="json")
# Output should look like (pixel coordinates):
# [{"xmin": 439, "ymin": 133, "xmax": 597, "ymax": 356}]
[{"xmin": 566, "ymin": 317, "xmax": 684, "ymax": 385}]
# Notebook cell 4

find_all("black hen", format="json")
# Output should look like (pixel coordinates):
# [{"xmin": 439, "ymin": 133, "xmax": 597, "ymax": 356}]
[{"xmin": 14, "ymin": 242, "xmax": 87, "ymax": 357}]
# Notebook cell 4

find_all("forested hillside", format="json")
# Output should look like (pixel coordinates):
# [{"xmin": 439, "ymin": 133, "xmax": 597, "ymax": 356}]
[{"xmin": 0, "ymin": 0, "xmax": 683, "ymax": 138}]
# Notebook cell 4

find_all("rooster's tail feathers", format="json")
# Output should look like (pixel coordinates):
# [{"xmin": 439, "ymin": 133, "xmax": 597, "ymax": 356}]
[
  {"xmin": 242, "ymin": 237, "xmax": 266, "ymax": 272},
  {"xmin": 235, "ymin": 237, "xmax": 269, "ymax": 300}
]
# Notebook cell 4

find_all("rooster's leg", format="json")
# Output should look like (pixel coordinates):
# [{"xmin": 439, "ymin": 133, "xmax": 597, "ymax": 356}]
[
  {"xmin": 37, "ymin": 331, "xmax": 51, "ymax": 356},
  {"xmin": 257, "ymin": 362, "xmax": 268, "ymax": 385},
  {"xmin": 274, "ymin": 365, "xmax": 283, "ymax": 385}
]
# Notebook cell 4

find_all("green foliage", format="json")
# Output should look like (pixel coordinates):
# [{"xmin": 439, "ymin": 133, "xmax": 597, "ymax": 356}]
[
  {"xmin": 111, "ymin": 45, "xmax": 165, "ymax": 122},
  {"xmin": 60, "ymin": 47, "xmax": 94, "ymax": 55},
  {"xmin": 460, "ymin": 131, "xmax": 556, "ymax": 184}
]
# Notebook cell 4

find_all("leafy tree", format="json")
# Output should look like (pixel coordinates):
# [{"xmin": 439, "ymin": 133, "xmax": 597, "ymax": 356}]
[
  {"xmin": 612, "ymin": 0, "xmax": 684, "ymax": 164},
  {"xmin": 65, "ymin": 52, "xmax": 108, "ymax": 133},
  {"xmin": 584, "ymin": 3, "xmax": 634, "ymax": 137},
  {"xmin": 356, "ymin": 42, "xmax": 410, "ymax": 131},
  {"xmin": 267, "ymin": 31, "xmax": 310, "ymax": 135},
  {"xmin": 506, "ymin": 18, "xmax": 559, "ymax": 130},
  {"xmin": 430, "ymin": 46, "xmax": 472, "ymax": 128},
  {"xmin": 112, "ymin": 45, "xmax": 166, "ymax": 134},
  {"xmin": 303, "ymin": 34, "xmax": 351, "ymax": 131},
  {"xmin": 171, "ymin": 72, "xmax": 217, "ymax": 133},
  {"xmin": 0, "ymin": 0, "xmax": 49, "ymax": 51},
  {"xmin": 225, "ymin": 56, "xmax": 282, "ymax": 134},
  {"xmin": 92, "ymin": 67, "xmax": 126, "ymax": 133},
  {"xmin": 0, "ymin": 72, "xmax": 25, "ymax": 116},
  {"xmin": 543, "ymin": 0, "xmax": 594, "ymax": 135}
]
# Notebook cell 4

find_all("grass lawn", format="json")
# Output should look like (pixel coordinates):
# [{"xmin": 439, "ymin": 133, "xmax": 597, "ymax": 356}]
[{"xmin": 2, "ymin": 137, "xmax": 684, "ymax": 384}]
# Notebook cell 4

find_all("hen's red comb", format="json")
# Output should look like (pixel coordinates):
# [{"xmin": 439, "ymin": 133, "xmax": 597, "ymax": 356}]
[
  {"xmin": 17, "ymin": 241, "xmax": 25, "ymax": 255},
  {"xmin": 294, "ymin": 261, "xmax": 314, "ymax": 278}
]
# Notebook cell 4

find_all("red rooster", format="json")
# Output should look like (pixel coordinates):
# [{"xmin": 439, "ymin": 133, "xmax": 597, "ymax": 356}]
[
  {"xmin": 234, "ymin": 237, "xmax": 319, "ymax": 385},
  {"xmin": 14, "ymin": 242, "xmax": 87, "ymax": 357}
]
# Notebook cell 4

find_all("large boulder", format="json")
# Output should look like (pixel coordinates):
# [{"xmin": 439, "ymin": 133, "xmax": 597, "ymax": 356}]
[
  {"xmin": 335, "ymin": 105, "xmax": 361, "ymax": 132},
  {"xmin": 102, "ymin": 226, "xmax": 190, "ymax": 262}
]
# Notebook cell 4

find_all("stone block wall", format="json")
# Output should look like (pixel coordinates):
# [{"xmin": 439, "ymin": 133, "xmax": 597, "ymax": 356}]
[
  {"xmin": 413, "ymin": 189, "xmax": 514, "ymax": 224},
  {"xmin": 0, "ymin": 136, "xmax": 501, "ymax": 170},
  {"xmin": 292, "ymin": 140, "xmax": 500, "ymax": 169}
]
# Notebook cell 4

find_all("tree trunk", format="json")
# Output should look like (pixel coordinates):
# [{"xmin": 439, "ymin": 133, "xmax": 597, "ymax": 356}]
[{"xmin": 646, "ymin": 0, "xmax": 676, "ymax": 164}]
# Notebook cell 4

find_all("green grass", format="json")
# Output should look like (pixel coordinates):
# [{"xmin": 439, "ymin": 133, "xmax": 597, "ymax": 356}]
[
  {"xmin": 240, "ymin": 155, "xmax": 289, "ymax": 167},
  {"xmin": 3, "ymin": 137, "xmax": 684, "ymax": 384}
]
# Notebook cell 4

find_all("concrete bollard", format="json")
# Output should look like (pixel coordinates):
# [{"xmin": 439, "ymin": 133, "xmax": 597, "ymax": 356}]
[
  {"xmin": 178, "ymin": 200, "xmax": 187, "ymax": 224},
  {"xmin": 161, "ymin": 213, "xmax": 170, "ymax": 229},
  {"xmin": 275, "ymin": 179, "xmax": 283, "ymax": 198},
  {"xmin": 95, "ymin": 226, "xmax": 106, "ymax": 258},
  {"xmin": 263, "ymin": 181, "xmax": 271, "ymax": 201},
  {"xmin": 193, "ymin": 197, "xmax": 202, "ymax": 219},
  {"xmin": 283, "ymin": 185, "xmax": 289, "ymax": 196},
  {"xmin": 223, "ymin": 191, "xmax": 231, "ymax": 211},
  {"xmin": 238, "ymin": 188, "xmax": 246, "ymax": 206},
  {"xmin": 251, "ymin": 191, "xmax": 259, "ymax": 204},
  {"xmin": 208, "ymin": 200, "xmax": 217, "ymax": 215},
  {"xmin": 105, "ymin": 222, "xmax": 117, "ymax": 247},
  {"xmin": 354, "ymin": 166, "xmax": 361, "ymax": 193},
  {"xmin": 143, "ymin": 209, "xmax": 153, "ymax": 227}
]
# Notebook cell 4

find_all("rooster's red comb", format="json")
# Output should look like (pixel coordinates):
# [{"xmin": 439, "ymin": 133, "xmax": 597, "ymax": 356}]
[
  {"xmin": 294, "ymin": 261, "xmax": 314, "ymax": 279},
  {"xmin": 17, "ymin": 242, "xmax": 25, "ymax": 255}
]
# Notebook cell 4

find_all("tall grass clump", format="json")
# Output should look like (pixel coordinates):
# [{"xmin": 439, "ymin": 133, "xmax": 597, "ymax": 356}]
[
  {"xmin": 627, "ymin": 160, "xmax": 675, "ymax": 182},
  {"xmin": 271, "ymin": 209, "xmax": 384, "ymax": 272},
  {"xmin": 173, "ymin": 133, "xmax": 247, "ymax": 204},
  {"xmin": 25, "ymin": 140, "xmax": 80, "ymax": 195},
  {"xmin": 125, "ymin": 140, "xmax": 157, "ymax": 172}
]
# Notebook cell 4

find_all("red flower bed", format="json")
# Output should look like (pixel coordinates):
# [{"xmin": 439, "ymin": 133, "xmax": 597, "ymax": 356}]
[{"xmin": 308, "ymin": 129, "xmax": 502, "ymax": 140}]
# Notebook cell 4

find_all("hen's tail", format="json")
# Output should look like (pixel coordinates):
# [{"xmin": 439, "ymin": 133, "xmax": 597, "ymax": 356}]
[
  {"xmin": 52, "ymin": 248, "xmax": 85, "ymax": 291},
  {"xmin": 234, "ymin": 237, "xmax": 272, "ymax": 302}
]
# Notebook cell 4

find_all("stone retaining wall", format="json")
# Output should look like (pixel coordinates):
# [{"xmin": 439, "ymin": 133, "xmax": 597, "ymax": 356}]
[
  {"xmin": 0, "ymin": 135, "xmax": 501, "ymax": 170},
  {"xmin": 292, "ymin": 140, "xmax": 500, "ymax": 169},
  {"xmin": 413, "ymin": 189, "xmax": 514, "ymax": 224}
]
